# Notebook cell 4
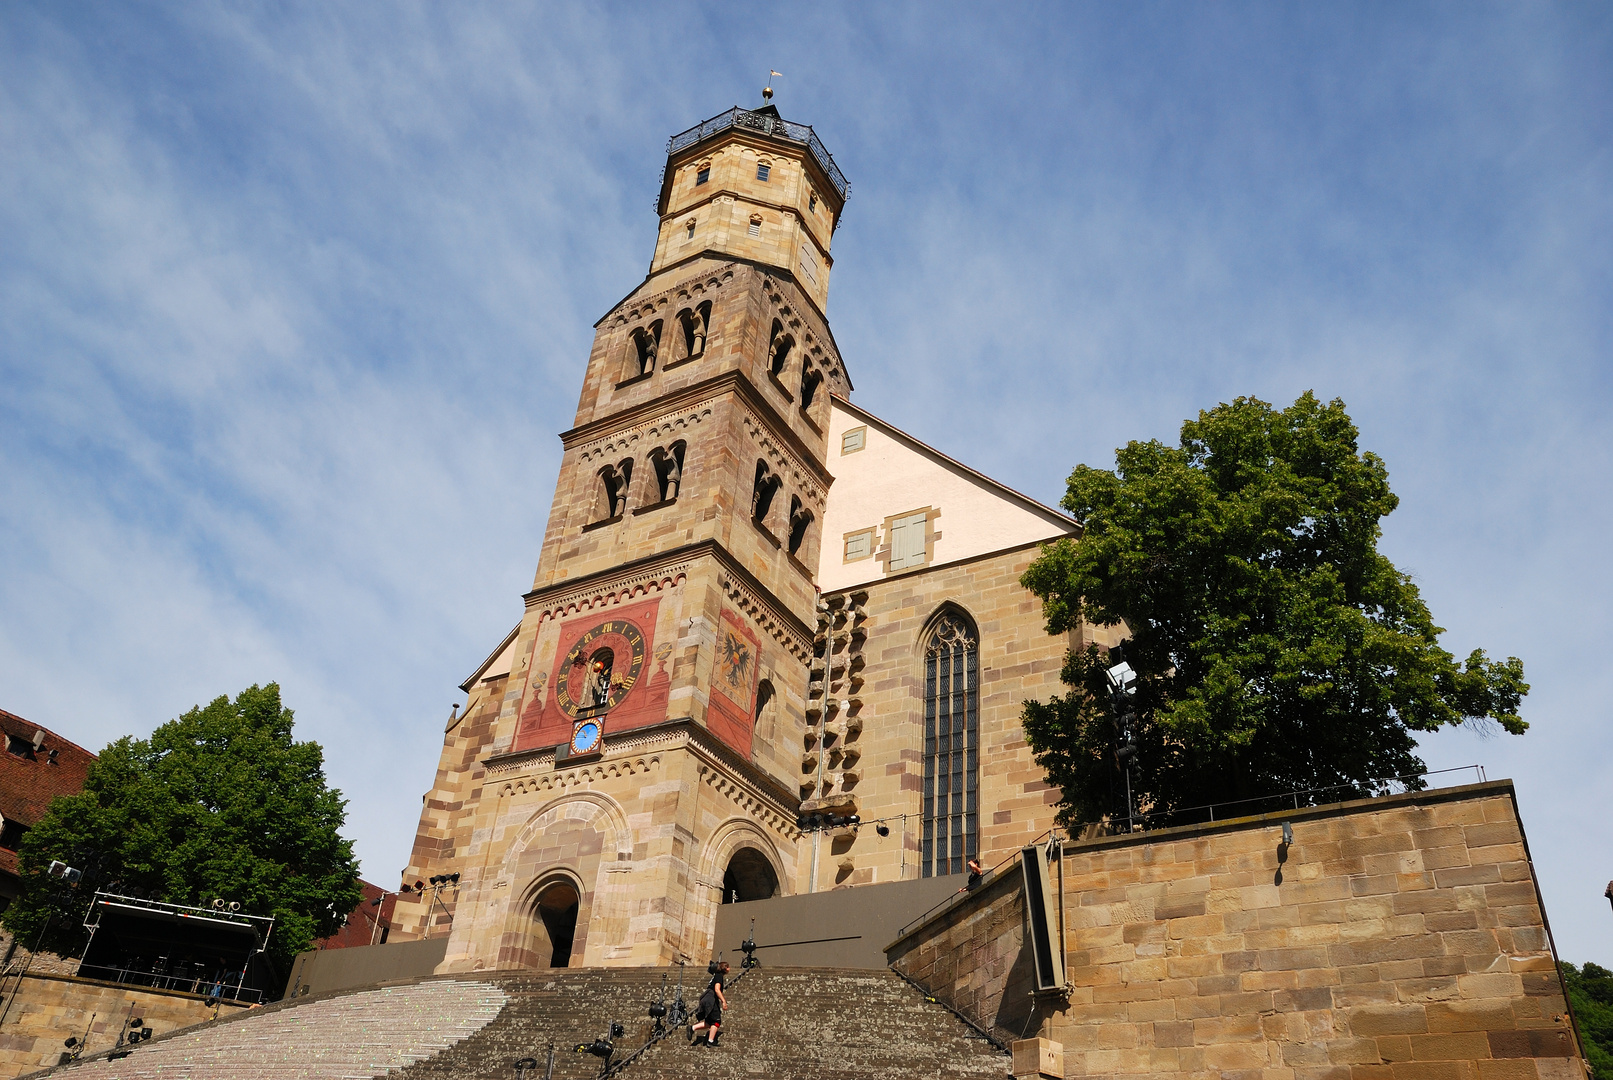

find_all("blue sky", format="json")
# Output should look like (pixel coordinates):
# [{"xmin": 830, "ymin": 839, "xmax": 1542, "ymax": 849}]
[{"xmin": 2, "ymin": 4, "xmax": 1610, "ymax": 960}]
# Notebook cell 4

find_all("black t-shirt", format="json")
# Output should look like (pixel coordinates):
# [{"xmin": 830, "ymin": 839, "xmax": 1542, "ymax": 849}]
[{"xmin": 707, "ymin": 973, "xmax": 726, "ymax": 994}]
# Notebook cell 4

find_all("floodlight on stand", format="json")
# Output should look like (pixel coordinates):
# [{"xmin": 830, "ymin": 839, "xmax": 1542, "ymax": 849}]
[{"xmin": 1106, "ymin": 658, "xmax": 1137, "ymax": 697}]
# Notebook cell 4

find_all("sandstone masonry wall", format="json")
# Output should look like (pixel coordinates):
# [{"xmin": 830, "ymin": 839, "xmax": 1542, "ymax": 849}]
[
  {"xmin": 889, "ymin": 782, "xmax": 1583, "ymax": 1080},
  {"xmin": 0, "ymin": 972, "xmax": 245, "ymax": 1078}
]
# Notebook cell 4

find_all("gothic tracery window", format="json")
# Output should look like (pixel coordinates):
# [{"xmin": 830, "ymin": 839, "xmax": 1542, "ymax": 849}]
[{"xmin": 921, "ymin": 610, "xmax": 978, "ymax": 878}]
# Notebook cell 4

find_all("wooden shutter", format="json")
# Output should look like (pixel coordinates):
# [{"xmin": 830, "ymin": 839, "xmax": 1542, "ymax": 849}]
[{"xmin": 888, "ymin": 512, "xmax": 928, "ymax": 570}]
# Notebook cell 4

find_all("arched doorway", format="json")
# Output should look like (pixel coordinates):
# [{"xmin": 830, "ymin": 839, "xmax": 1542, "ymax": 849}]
[
  {"xmin": 534, "ymin": 881, "xmax": 579, "ymax": 966},
  {"xmin": 721, "ymin": 848, "xmax": 779, "ymax": 904}
]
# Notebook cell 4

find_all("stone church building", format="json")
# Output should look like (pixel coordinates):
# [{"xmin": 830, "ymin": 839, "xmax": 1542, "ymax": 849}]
[{"xmin": 391, "ymin": 104, "xmax": 1103, "ymax": 972}]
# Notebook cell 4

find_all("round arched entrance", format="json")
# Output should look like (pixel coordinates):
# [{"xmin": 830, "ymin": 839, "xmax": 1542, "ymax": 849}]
[
  {"xmin": 721, "ymin": 847, "xmax": 779, "ymax": 904},
  {"xmin": 533, "ymin": 880, "xmax": 579, "ymax": 967}
]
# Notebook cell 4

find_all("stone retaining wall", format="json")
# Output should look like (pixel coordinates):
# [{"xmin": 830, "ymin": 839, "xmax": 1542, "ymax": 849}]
[
  {"xmin": 0, "ymin": 972, "xmax": 246, "ymax": 1079},
  {"xmin": 888, "ymin": 781, "xmax": 1585, "ymax": 1079}
]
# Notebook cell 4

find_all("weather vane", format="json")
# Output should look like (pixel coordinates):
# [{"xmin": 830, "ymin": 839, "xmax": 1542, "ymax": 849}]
[{"xmin": 762, "ymin": 69, "xmax": 782, "ymax": 103}]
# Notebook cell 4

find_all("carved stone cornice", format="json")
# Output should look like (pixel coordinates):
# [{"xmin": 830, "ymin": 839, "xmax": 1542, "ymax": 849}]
[
  {"xmin": 522, "ymin": 548, "xmax": 694, "ymax": 623},
  {"xmin": 521, "ymin": 540, "xmax": 813, "ymax": 660},
  {"xmin": 560, "ymin": 370, "xmax": 834, "ymax": 490},
  {"xmin": 482, "ymin": 717, "xmax": 802, "ymax": 838}
]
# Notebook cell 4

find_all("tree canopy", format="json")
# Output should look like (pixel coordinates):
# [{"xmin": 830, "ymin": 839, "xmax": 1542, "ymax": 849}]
[
  {"xmin": 1560, "ymin": 962, "xmax": 1613, "ymax": 1077},
  {"xmin": 2, "ymin": 684, "xmax": 361, "ymax": 975},
  {"xmin": 1020, "ymin": 392, "xmax": 1527, "ymax": 828}
]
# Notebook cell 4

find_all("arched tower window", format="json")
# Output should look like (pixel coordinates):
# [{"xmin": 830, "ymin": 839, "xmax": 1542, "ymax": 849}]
[
  {"xmin": 648, "ymin": 440, "xmax": 686, "ymax": 502},
  {"xmin": 768, "ymin": 320, "xmax": 793, "ymax": 377},
  {"xmin": 921, "ymin": 610, "xmax": 978, "ymax": 878},
  {"xmin": 629, "ymin": 321, "xmax": 662, "ymax": 378},
  {"xmin": 800, "ymin": 362, "xmax": 823, "ymax": 409},
  {"xmin": 599, "ymin": 459, "xmax": 632, "ymax": 520},
  {"xmin": 678, "ymin": 302, "xmax": 710, "ymax": 360},
  {"xmin": 751, "ymin": 461, "xmax": 781, "ymax": 526},
  {"xmin": 787, "ymin": 495, "xmax": 813, "ymax": 556}
]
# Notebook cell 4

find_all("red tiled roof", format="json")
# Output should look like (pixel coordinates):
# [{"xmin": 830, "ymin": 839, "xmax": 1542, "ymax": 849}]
[
  {"xmin": 313, "ymin": 879, "xmax": 398, "ymax": 950},
  {"xmin": 0, "ymin": 707, "xmax": 98, "ymax": 880}
]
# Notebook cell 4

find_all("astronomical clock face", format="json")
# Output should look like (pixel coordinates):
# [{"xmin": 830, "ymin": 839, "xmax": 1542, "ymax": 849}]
[{"xmin": 553, "ymin": 619, "xmax": 648, "ymax": 719}]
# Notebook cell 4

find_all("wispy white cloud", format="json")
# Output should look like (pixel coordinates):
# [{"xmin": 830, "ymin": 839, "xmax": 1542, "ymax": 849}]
[{"xmin": 2, "ymin": 1, "xmax": 1609, "ymax": 958}]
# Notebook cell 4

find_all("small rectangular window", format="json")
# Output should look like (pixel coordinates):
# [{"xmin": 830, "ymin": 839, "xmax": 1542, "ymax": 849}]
[
  {"xmin": 841, "ymin": 427, "xmax": 866, "ymax": 454},
  {"xmin": 844, "ymin": 529, "xmax": 875, "ymax": 563},
  {"xmin": 809, "ymin": 193, "xmax": 818, "ymax": 212},
  {"xmin": 696, "ymin": 167, "xmax": 710, "ymax": 185},
  {"xmin": 686, "ymin": 220, "xmax": 696, "ymax": 239},
  {"xmin": 748, "ymin": 221, "xmax": 761, "ymax": 237},
  {"xmin": 756, "ymin": 164, "xmax": 770, "ymax": 181},
  {"xmin": 887, "ymin": 511, "xmax": 930, "ymax": 571}
]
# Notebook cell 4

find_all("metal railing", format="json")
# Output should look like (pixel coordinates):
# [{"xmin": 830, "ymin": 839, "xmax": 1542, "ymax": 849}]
[
  {"xmin": 74, "ymin": 962, "xmax": 265, "ymax": 1003},
  {"xmin": 666, "ymin": 108, "xmax": 849, "ymax": 202}
]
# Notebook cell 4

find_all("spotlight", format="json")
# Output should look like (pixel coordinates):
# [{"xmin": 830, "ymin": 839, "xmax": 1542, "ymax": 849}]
[
  {"xmin": 875, "ymin": 823, "xmax": 890, "ymax": 837},
  {"xmin": 213, "ymin": 899, "xmax": 225, "ymax": 909},
  {"xmin": 227, "ymin": 902, "xmax": 240, "ymax": 912},
  {"xmin": 1281, "ymin": 821, "xmax": 1293, "ymax": 846},
  {"xmin": 414, "ymin": 880, "xmax": 425, "ymax": 892}
]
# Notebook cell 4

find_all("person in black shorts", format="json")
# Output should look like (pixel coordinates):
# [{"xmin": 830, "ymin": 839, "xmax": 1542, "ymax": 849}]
[{"xmin": 688, "ymin": 961, "xmax": 729, "ymax": 1047}]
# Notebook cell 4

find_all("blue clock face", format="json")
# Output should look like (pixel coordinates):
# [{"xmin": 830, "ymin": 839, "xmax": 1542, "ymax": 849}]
[{"xmin": 571, "ymin": 721, "xmax": 601, "ymax": 754}]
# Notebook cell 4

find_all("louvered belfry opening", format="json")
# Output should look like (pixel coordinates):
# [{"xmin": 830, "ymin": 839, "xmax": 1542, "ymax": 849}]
[{"xmin": 921, "ymin": 610, "xmax": 979, "ymax": 878}]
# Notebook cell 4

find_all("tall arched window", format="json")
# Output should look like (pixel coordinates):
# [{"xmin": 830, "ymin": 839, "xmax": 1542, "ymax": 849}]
[{"xmin": 921, "ymin": 610, "xmax": 978, "ymax": 878}]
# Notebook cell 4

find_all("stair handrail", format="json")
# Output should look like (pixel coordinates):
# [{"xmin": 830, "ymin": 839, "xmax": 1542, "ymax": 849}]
[
  {"xmin": 887, "ymin": 965, "xmax": 1010, "ymax": 1053},
  {"xmin": 597, "ymin": 928, "xmax": 764, "ymax": 1078}
]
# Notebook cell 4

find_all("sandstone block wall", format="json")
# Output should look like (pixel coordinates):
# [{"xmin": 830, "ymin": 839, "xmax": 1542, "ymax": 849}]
[
  {"xmin": 812, "ymin": 544, "xmax": 1081, "ymax": 889},
  {"xmin": 890, "ymin": 782, "xmax": 1584, "ymax": 1080},
  {"xmin": 0, "ymin": 972, "xmax": 244, "ymax": 1078}
]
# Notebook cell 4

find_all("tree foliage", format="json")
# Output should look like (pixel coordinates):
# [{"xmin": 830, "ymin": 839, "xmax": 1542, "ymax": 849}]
[
  {"xmin": 1, "ymin": 684, "xmax": 361, "ymax": 974},
  {"xmin": 1020, "ymin": 393, "xmax": 1527, "ymax": 828},
  {"xmin": 1561, "ymin": 962, "xmax": 1613, "ymax": 1077}
]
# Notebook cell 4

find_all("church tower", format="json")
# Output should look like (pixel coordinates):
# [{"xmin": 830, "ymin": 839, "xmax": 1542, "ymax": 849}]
[{"xmin": 396, "ymin": 105, "xmax": 853, "ymax": 968}]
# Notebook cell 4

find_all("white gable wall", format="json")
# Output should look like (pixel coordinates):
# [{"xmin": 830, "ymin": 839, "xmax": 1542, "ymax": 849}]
[{"xmin": 818, "ymin": 399, "xmax": 1077, "ymax": 592}]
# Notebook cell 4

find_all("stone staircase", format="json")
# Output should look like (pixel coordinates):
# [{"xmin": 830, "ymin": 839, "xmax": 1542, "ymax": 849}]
[{"xmin": 24, "ymin": 967, "xmax": 1011, "ymax": 1080}]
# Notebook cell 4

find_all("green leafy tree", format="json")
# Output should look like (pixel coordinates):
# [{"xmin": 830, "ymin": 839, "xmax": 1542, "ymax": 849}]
[
  {"xmin": 1561, "ymin": 962, "xmax": 1613, "ymax": 1077},
  {"xmin": 1020, "ymin": 393, "xmax": 1527, "ymax": 827},
  {"xmin": 1, "ymin": 684, "xmax": 361, "ymax": 975}
]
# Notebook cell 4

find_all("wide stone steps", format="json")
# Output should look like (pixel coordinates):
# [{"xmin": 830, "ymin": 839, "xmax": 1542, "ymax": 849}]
[{"xmin": 26, "ymin": 967, "xmax": 1010, "ymax": 1080}]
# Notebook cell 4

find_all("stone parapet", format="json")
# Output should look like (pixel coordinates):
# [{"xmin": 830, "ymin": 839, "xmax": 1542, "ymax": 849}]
[
  {"xmin": 888, "ymin": 781, "xmax": 1586, "ymax": 1079},
  {"xmin": 0, "ymin": 971, "xmax": 245, "ymax": 1078}
]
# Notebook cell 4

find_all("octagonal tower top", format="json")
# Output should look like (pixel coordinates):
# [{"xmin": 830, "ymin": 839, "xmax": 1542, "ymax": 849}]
[{"xmin": 649, "ymin": 106, "xmax": 849, "ymax": 314}]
